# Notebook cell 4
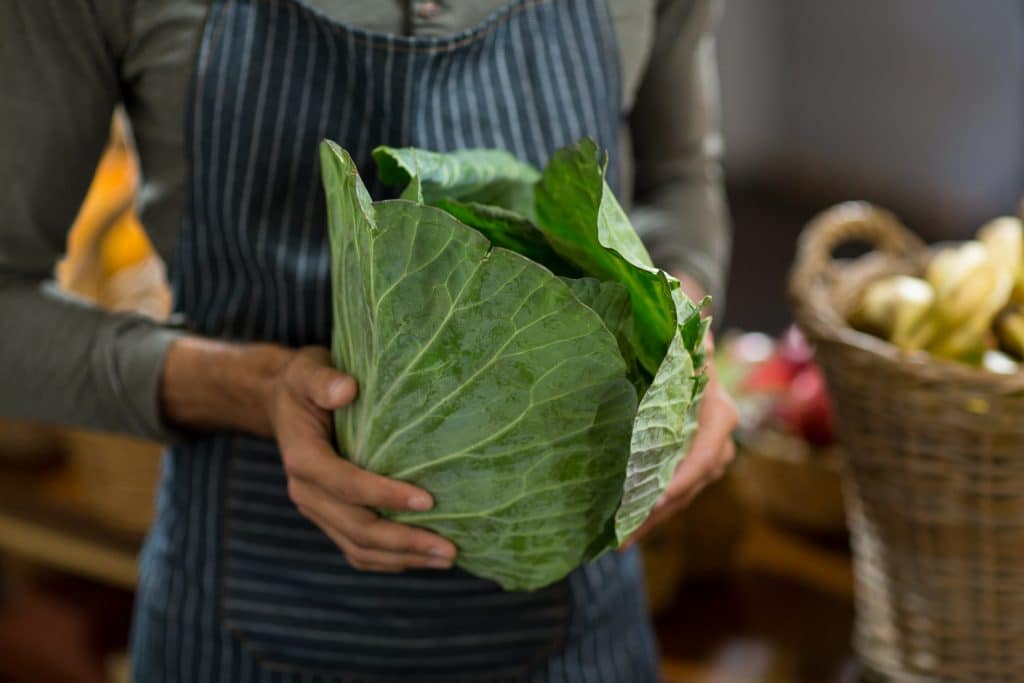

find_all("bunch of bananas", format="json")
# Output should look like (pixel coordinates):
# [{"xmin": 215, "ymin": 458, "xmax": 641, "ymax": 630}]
[{"xmin": 850, "ymin": 215, "xmax": 1024, "ymax": 374}]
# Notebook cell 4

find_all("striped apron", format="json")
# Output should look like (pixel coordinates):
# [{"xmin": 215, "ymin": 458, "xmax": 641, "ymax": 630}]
[{"xmin": 132, "ymin": 1, "xmax": 657, "ymax": 680}]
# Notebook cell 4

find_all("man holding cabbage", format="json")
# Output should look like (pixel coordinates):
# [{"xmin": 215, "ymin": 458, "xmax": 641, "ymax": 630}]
[{"xmin": 1, "ymin": 0, "xmax": 736, "ymax": 680}]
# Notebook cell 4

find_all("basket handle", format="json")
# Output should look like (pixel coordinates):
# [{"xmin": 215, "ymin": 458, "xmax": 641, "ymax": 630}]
[{"xmin": 790, "ymin": 201, "xmax": 925, "ymax": 298}]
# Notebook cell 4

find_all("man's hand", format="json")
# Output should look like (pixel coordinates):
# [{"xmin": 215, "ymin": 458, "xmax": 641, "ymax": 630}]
[
  {"xmin": 271, "ymin": 348, "xmax": 457, "ymax": 572},
  {"xmin": 161, "ymin": 339, "xmax": 457, "ymax": 573}
]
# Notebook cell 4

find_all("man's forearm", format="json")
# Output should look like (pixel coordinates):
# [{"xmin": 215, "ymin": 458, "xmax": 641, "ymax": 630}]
[
  {"xmin": 160, "ymin": 336, "xmax": 293, "ymax": 437},
  {"xmin": 0, "ymin": 275, "xmax": 181, "ymax": 438}
]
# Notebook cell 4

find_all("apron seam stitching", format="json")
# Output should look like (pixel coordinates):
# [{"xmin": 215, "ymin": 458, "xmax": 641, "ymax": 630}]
[{"xmin": 296, "ymin": 0, "xmax": 552, "ymax": 54}]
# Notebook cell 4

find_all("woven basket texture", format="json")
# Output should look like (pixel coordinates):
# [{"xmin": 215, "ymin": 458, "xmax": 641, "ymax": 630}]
[{"xmin": 790, "ymin": 202, "xmax": 1024, "ymax": 682}]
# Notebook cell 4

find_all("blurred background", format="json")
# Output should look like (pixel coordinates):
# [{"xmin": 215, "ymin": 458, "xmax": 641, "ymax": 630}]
[
  {"xmin": 720, "ymin": 0, "xmax": 1024, "ymax": 333},
  {"xmin": 0, "ymin": 2, "xmax": 1022, "ymax": 682}
]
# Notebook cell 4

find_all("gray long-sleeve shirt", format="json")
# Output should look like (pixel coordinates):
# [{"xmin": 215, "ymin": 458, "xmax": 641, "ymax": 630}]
[{"xmin": 0, "ymin": 0, "xmax": 729, "ymax": 440}]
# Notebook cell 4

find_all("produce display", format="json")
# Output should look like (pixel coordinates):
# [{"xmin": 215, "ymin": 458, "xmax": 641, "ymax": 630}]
[
  {"xmin": 320, "ymin": 139, "xmax": 709, "ymax": 590},
  {"xmin": 850, "ymin": 216, "xmax": 1024, "ymax": 373},
  {"xmin": 716, "ymin": 327, "xmax": 846, "ymax": 535},
  {"xmin": 717, "ymin": 326, "xmax": 836, "ymax": 448}
]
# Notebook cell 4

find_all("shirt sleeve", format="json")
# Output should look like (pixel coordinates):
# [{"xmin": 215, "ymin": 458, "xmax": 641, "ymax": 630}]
[
  {"xmin": 628, "ymin": 0, "xmax": 731, "ymax": 306},
  {"xmin": 0, "ymin": 0, "xmax": 183, "ymax": 440}
]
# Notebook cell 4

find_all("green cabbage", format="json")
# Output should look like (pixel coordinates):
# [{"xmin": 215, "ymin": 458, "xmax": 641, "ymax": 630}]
[{"xmin": 321, "ymin": 138, "xmax": 708, "ymax": 591}]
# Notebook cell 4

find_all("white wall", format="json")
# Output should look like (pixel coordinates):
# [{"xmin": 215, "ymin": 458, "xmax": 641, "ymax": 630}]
[
  {"xmin": 717, "ymin": 0, "xmax": 1024, "ymax": 232},
  {"xmin": 716, "ymin": 0, "xmax": 783, "ymax": 174}
]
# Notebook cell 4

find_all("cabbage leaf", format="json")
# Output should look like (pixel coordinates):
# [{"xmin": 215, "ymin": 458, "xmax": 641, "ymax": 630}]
[
  {"xmin": 323, "ymin": 142, "xmax": 636, "ymax": 590},
  {"xmin": 322, "ymin": 139, "xmax": 709, "ymax": 590}
]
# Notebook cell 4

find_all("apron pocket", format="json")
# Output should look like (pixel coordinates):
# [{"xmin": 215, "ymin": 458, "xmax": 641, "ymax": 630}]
[{"xmin": 222, "ymin": 436, "xmax": 572, "ymax": 681}]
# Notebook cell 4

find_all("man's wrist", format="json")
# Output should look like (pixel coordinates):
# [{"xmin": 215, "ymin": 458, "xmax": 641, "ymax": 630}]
[{"xmin": 160, "ymin": 336, "xmax": 293, "ymax": 437}]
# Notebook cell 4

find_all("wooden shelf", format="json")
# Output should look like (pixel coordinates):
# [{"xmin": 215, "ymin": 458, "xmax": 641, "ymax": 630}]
[
  {"xmin": 0, "ymin": 465, "xmax": 141, "ymax": 590},
  {"xmin": 734, "ymin": 517, "xmax": 853, "ymax": 599},
  {"xmin": 656, "ymin": 518, "xmax": 857, "ymax": 683}
]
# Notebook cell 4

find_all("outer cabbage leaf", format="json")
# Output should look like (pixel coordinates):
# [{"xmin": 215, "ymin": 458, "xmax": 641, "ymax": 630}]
[
  {"xmin": 435, "ymin": 200, "xmax": 575, "ymax": 275},
  {"xmin": 375, "ymin": 146, "xmax": 571, "ymax": 274},
  {"xmin": 373, "ymin": 145, "xmax": 539, "ymax": 217},
  {"xmin": 613, "ymin": 289, "xmax": 710, "ymax": 542},
  {"xmin": 529, "ymin": 140, "xmax": 711, "ymax": 543},
  {"xmin": 534, "ymin": 139, "xmax": 678, "ymax": 377},
  {"xmin": 322, "ymin": 141, "xmax": 638, "ymax": 591},
  {"xmin": 563, "ymin": 278, "xmax": 640, "ymax": 385}
]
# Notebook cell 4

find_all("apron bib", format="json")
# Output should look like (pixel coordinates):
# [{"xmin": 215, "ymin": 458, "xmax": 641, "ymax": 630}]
[{"xmin": 135, "ymin": 1, "xmax": 657, "ymax": 680}]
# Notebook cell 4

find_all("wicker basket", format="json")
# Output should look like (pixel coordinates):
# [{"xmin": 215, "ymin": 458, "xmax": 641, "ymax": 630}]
[{"xmin": 789, "ymin": 201, "xmax": 1024, "ymax": 682}]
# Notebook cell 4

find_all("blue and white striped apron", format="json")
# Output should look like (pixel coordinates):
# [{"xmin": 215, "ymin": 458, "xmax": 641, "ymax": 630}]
[{"xmin": 132, "ymin": 1, "xmax": 657, "ymax": 680}]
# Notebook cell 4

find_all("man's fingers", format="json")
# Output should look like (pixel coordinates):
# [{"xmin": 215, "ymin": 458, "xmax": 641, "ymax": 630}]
[
  {"xmin": 271, "ymin": 346, "xmax": 455, "ymax": 576},
  {"xmin": 282, "ymin": 347, "xmax": 358, "ymax": 410},
  {"xmin": 306, "ymin": 366, "xmax": 358, "ymax": 410},
  {"xmin": 295, "ymin": 482, "xmax": 456, "ymax": 559},
  {"xmin": 302, "ymin": 506, "xmax": 403, "ymax": 572},
  {"xmin": 343, "ymin": 540, "xmax": 453, "ymax": 572},
  {"xmin": 298, "ymin": 498, "xmax": 454, "ymax": 572},
  {"xmin": 711, "ymin": 440, "xmax": 736, "ymax": 481},
  {"xmin": 318, "ymin": 455, "xmax": 435, "ymax": 512},
  {"xmin": 351, "ymin": 515, "xmax": 457, "ymax": 561},
  {"xmin": 282, "ymin": 436, "xmax": 434, "ymax": 512}
]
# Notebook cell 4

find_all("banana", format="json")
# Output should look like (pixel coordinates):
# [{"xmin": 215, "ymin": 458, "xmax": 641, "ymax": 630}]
[
  {"xmin": 928, "ymin": 313, "xmax": 992, "ymax": 361},
  {"xmin": 929, "ymin": 240, "xmax": 1015, "ymax": 335},
  {"xmin": 978, "ymin": 216, "xmax": 1023, "ymax": 277},
  {"xmin": 851, "ymin": 275, "xmax": 938, "ymax": 351},
  {"xmin": 995, "ymin": 307, "xmax": 1024, "ymax": 359},
  {"xmin": 925, "ymin": 247, "xmax": 958, "ymax": 290},
  {"xmin": 853, "ymin": 217, "xmax": 1024, "ymax": 369},
  {"xmin": 979, "ymin": 216, "xmax": 1024, "ymax": 306},
  {"xmin": 929, "ymin": 293, "xmax": 1011, "ymax": 363},
  {"xmin": 926, "ymin": 242, "xmax": 1008, "ymax": 327},
  {"xmin": 850, "ymin": 276, "xmax": 901, "ymax": 335},
  {"xmin": 901, "ymin": 316, "xmax": 942, "ymax": 352}
]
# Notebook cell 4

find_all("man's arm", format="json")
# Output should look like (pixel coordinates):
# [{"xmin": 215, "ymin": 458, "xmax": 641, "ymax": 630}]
[
  {"xmin": 0, "ymin": 0, "xmax": 183, "ymax": 438},
  {"xmin": 1, "ymin": 2, "xmax": 455, "ymax": 572},
  {"xmin": 629, "ymin": 0, "xmax": 731, "ymax": 306},
  {"xmin": 160, "ymin": 338, "xmax": 459, "ymax": 572}
]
